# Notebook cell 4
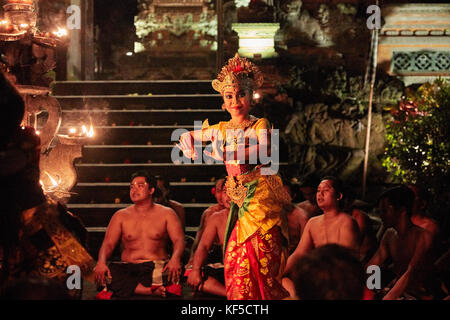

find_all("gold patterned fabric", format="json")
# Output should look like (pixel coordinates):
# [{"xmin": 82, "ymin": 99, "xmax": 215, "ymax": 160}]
[
  {"xmin": 6, "ymin": 199, "xmax": 95, "ymax": 283},
  {"xmin": 224, "ymin": 226, "xmax": 289, "ymax": 300}
]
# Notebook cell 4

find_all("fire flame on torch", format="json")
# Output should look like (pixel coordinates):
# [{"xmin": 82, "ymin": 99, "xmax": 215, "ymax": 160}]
[
  {"xmin": 40, "ymin": 171, "xmax": 60, "ymax": 194},
  {"xmin": 82, "ymin": 124, "xmax": 94, "ymax": 138},
  {"xmin": 53, "ymin": 27, "xmax": 67, "ymax": 38}
]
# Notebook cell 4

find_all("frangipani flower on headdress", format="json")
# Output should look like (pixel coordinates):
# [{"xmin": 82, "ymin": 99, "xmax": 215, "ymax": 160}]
[{"xmin": 212, "ymin": 53, "xmax": 264, "ymax": 94}]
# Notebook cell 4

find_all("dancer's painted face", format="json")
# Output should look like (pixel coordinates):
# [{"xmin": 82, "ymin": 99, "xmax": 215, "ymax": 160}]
[{"xmin": 222, "ymin": 86, "xmax": 252, "ymax": 118}]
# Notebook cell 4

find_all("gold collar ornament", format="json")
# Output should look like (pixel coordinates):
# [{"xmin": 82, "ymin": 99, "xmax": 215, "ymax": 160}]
[{"xmin": 225, "ymin": 115, "xmax": 258, "ymax": 131}]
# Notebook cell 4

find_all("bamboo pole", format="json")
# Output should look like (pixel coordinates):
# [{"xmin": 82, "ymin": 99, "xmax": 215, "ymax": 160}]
[{"xmin": 362, "ymin": 26, "xmax": 379, "ymax": 200}]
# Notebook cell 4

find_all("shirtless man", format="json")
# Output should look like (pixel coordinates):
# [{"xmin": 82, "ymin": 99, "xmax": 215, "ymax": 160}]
[
  {"xmin": 94, "ymin": 170, "xmax": 185, "ymax": 298},
  {"xmin": 342, "ymin": 192, "xmax": 378, "ymax": 263},
  {"xmin": 187, "ymin": 178, "xmax": 225, "ymax": 265},
  {"xmin": 186, "ymin": 187, "xmax": 231, "ymax": 297},
  {"xmin": 286, "ymin": 204, "xmax": 310, "ymax": 254},
  {"xmin": 155, "ymin": 175, "xmax": 186, "ymax": 230},
  {"xmin": 296, "ymin": 176, "xmax": 322, "ymax": 219},
  {"xmin": 282, "ymin": 176, "xmax": 360, "ymax": 297},
  {"xmin": 366, "ymin": 186, "xmax": 434, "ymax": 300},
  {"xmin": 408, "ymin": 184, "xmax": 439, "ymax": 241},
  {"xmin": 283, "ymin": 180, "xmax": 310, "ymax": 253}
]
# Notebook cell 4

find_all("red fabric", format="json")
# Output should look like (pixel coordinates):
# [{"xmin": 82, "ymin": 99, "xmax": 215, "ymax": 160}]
[
  {"xmin": 224, "ymin": 226, "xmax": 289, "ymax": 300},
  {"xmin": 96, "ymin": 290, "xmax": 113, "ymax": 300},
  {"xmin": 151, "ymin": 284, "xmax": 182, "ymax": 296},
  {"xmin": 362, "ymin": 288, "xmax": 374, "ymax": 300},
  {"xmin": 166, "ymin": 284, "xmax": 182, "ymax": 296},
  {"xmin": 184, "ymin": 269, "xmax": 192, "ymax": 277}
]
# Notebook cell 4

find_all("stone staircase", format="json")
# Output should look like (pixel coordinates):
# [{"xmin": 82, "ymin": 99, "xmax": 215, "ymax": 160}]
[
  {"xmin": 50, "ymin": 80, "xmax": 228, "ymax": 259},
  {"xmin": 49, "ymin": 80, "xmax": 290, "ymax": 260}
]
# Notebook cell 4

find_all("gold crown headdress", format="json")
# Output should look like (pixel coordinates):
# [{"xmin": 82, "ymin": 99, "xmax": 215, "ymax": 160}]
[{"xmin": 212, "ymin": 53, "xmax": 264, "ymax": 94}]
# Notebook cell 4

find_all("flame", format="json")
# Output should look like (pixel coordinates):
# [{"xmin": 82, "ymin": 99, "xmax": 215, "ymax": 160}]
[
  {"xmin": 82, "ymin": 123, "xmax": 94, "ymax": 137},
  {"xmin": 88, "ymin": 124, "xmax": 94, "ymax": 137},
  {"xmin": 44, "ymin": 171, "xmax": 59, "ymax": 188},
  {"xmin": 53, "ymin": 27, "xmax": 67, "ymax": 38}
]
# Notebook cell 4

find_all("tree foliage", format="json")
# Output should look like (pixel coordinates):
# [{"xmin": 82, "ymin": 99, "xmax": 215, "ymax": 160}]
[{"xmin": 382, "ymin": 78, "xmax": 450, "ymax": 214}]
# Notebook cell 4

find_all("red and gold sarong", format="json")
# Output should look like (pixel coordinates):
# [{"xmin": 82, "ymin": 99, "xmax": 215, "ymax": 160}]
[
  {"xmin": 223, "ymin": 169, "xmax": 291, "ymax": 300},
  {"xmin": 224, "ymin": 225, "xmax": 289, "ymax": 300}
]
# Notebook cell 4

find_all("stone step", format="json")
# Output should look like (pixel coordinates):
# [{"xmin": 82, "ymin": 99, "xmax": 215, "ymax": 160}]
[
  {"xmin": 81, "ymin": 145, "xmax": 185, "ymax": 163},
  {"xmin": 58, "ymin": 125, "xmax": 194, "ymax": 145},
  {"xmin": 74, "ymin": 163, "xmax": 290, "ymax": 182},
  {"xmin": 71, "ymin": 181, "xmax": 217, "ymax": 203},
  {"xmin": 79, "ymin": 145, "xmax": 290, "ymax": 164},
  {"xmin": 68, "ymin": 203, "xmax": 212, "ymax": 229},
  {"xmin": 51, "ymin": 80, "xmax": 216, "ymax": 96},
  {"xmin": 52, "ymin": 94, "xmax": 222, "ymax": 110},
  {"xmin": 75, "ymin": 162, "xmax": 228, "ymax": 182},
  {"xmin": 42, "ymin": 109, "xmax": 229, "ymax": 126}
]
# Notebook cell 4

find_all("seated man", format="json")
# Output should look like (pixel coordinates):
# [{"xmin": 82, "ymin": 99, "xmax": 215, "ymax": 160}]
[
  {"xmin": 291, "ymin": 244, "xmax": 366, "ymax": 300},
  {"xmin": 342, "ymin": 191, "xmax": 378, "ymax": 263},
  {"xmin": 282, "ymin": 176, "xmax": 360, "ymax": 297},
  {"xmin": 283, "ymin": 179, "xmax": 310, "ymax": 254},
  {"xmin": 408, "ymin": 184, "xmax": 440, "ymax": 242},
  {"xmin": 296, "ymin": 175, "xmax": 322, "ymax": 219},
  {"xmin": 286, "ymin": 204, "xmax": 310, "ymax": 254},
  {"xmin": 185, "ymin": 186, "xmax": 231, "ymax": 297},
  {"xmin": 187, "ymin": 178, "xmax": 225, "ymax": 266},
  {"xmin": 366, "ymin": 186, "xmax": 434, "ymax": 300},
  {"xmin": 94, "ymin": 170, "xmax": 185, "ymax": 299},
  {"xmin": 155, "ymin": 175, "xmax": 185, "ymax": 230}
]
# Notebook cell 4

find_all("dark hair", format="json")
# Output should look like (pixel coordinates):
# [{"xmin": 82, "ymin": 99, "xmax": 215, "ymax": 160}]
[
  {"xmin": 378, "ymin": 185, "xmax": 415, "ymax": 217},
  {"xmin": 0, "ymin": 71, "xmax": 25, "ymax": 148},
  {"xmin": 320, "ymin": 176, "xmax": 346, "ymax": 209},
  {"xmin": 216, "ymin": 177, "xmax": 225, "ymax": 191},
  {"xmin": 408, "ymin": 184, "xmax": 430, "ymax": 204},
  {"xmin": 131, "ymin": 170, "xmax": 157, "ymax": 196},
  {"xmin": 154, "ymin": 175, "xmax": 170, "ymax": 203},
  {"xmin": 298, "ymin": 175, "xmax": 320, "ymax": 189},
  {"xmin": 292, "ymin": 244, "xmax": 365, "ymax": 300},
  {"xmin": 320, "ymin": 176, "xmax": 344, "ymax": 195},
  {"xmin": 155, "ymin": 175, "xmax": 170, "ymax": 190}
]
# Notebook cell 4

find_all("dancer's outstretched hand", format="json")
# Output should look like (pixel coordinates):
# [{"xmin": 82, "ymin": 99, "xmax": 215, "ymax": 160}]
[{"xmin": 176, "ymin": 131, "xmax": 198, "ymax": 160}]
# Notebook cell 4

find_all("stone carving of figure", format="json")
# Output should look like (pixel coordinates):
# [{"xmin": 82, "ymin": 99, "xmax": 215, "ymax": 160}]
[{"xmin": 284, "ymin": 0, "xmax": 334, "ymax": 47}]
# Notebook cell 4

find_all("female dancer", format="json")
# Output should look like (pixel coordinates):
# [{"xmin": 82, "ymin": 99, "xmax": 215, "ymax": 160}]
[{"xmin": 177, "ymin": 54, "xmax": 291, "ymax": 300}]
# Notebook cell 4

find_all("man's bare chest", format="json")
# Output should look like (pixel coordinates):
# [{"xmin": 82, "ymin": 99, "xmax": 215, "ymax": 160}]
[
  {"xmin": 121, "ymin": 219, "xmax": 167, "ymax": 242},
  {"xmin": 312, "ymin": 220, "xmax": 343, "ymax": 247},
  {"xmin": 389, "ymin": 234, "xmax": 417, "ymax": 268}
]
